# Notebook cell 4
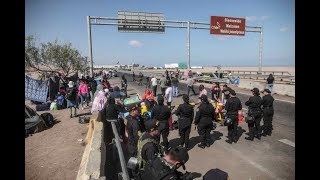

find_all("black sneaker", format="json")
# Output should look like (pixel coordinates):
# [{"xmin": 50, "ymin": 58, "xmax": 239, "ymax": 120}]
[
  {"xmin": 225, "ymin": 139, "xmax": 233, "ymax": 144},
  {"xmin": 70, "ymin": 115, "xmax": 72, "ymax": 118},
  {"xmin": 245, "ymin": 137, "xmax": 254, "ymax": 141},
  {"xmin": 197, "ymin": 144, "xmax": 206, "ymax": 149}
]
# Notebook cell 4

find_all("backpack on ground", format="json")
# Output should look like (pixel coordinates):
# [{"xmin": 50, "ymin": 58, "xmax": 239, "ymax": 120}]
[{"xmin": 40, "ymin": 112, "xmax": 55, "ymax": 128}]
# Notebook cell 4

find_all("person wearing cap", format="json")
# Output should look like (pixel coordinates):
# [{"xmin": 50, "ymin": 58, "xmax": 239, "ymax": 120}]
[
  {"xmin": 139, "ymin": 146, "xmax": 192, "ymax": 180},
  {"xmin": 194, "ymin": 95, "xmax": 216, "ymax": 149},
  {"xmin": 136, "ymin": 119, "xmax": 161, "ymax": 171},
  {"xmin": 125, "ymin": 105, "xmax": 146, "ymax": 157},
  {"xmin": 221, "ymin": 85, "xmax": 232, "ymax": 105},
  {"xmin": 224, "ymin": 89, "xmax": 242, "ymax": 144},
  {"xmin": 203, "ymin": 168, "xmax": 230, "ymax": 180},
  {"xmin": 260, "ymin": 89, "xmax": 274, "ymax": 136},
  {"xmin": 151, "ymin": 95, "xmax": 171, "ymax": 152},
  {"xmin": 174, "ymin": 94, "xmax": 194, "ymax": 150},
  {"xmin": 244, "ymin": 88, "xmax": 263, "ymax": 141},
  {"xmin": 66, "ymin": 81, "xmax": 78, "ymax": 118}
]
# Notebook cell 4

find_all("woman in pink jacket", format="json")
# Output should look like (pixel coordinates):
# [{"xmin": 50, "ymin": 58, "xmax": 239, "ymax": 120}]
[{"xmin": 78, "ymin": 79, "xmax": 89, "ymax": 110}]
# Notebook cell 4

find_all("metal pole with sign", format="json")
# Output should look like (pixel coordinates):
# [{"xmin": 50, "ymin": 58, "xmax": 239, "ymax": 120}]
[
  {"xmin": 259, "ymin": 27, "xmax": 263, "ymax": 72},
  {"xmin": 187, "ymin": 21, "xmax": 190, "ymax": 69},
  {"xmin": 87, "ymin": 16, "xmax": 94, "ymax": 77}
]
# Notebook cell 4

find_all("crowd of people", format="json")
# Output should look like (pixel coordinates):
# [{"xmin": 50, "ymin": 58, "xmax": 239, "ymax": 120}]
[{"xmin": 53, "ymin": 70, "xmax": 275, "ymax": 180}]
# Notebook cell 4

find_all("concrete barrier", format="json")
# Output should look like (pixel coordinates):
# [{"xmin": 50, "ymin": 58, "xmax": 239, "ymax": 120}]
[
  {"xmin": 77, "ymin": 112, "xmax": 105, "ymax": 180},
  {"xmin": 238, "ymin": 79, "xmax": 295, "ymax": 97}
]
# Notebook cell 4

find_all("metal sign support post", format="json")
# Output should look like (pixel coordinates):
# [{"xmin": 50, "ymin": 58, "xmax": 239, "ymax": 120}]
[
  {"xmin": 87, "ymin": 16, "xmax": 94, "ymax": 77},
  {"xmin": 259, "ymin": 27, "xmax": 263, "ymax": 72},
  {"xmin": 187, "ymin": 21, "xmax": 190, "ymax": 69}
]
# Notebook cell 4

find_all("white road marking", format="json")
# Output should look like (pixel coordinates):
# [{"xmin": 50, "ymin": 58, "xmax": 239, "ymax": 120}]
[
  {"xmin": 278, "ymin": 139, "xmax": 295, "ymax": 147},
  {"xmin": 223, "ymin": 145, "xmax": 285, "ymax": 180}
]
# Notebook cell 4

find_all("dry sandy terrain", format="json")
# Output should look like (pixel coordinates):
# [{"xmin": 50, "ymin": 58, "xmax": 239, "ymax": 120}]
[{"xmin": 25, "ymin": 100, "xmax": 92, "ymax": 180}]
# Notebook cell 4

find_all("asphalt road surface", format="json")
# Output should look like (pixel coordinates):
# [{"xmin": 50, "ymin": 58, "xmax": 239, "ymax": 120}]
[{"xmin": 117, "ymin": 72, "xmax": 295, "ymax": 180}]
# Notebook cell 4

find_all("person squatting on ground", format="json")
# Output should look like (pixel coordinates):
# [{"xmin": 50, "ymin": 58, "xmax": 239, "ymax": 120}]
[
  {"xmin": 244, "ymin": 88, "xmax": 263, "ymax": 141},
  {"xmin": 136, "ymin": 119, "xmax": 161, "ymax": 172},
  {"xmin": 78, "ymin": 79, "xmax": 89, "ymax": 110},
  {"xmin": 66, "ymin": 81, "xmax": 79, "ymax": 118},
  {"xmin": 224, "ymin": 89, "xmax": 242, "ymax": 144},
  {"xmin": 137, "ymin": 146, "xmax": 192, "ymax": 180},
  {"xmin": 174, "ymin": 94, "xmax": 194, "ymax": 150},
  {"xmin": 194, "ymin": 95, "xmax": 216, "ymax": 149},
  {"xmin": 150, "ymin": 76, "xmax": 158, "ymax": 96},
  {"xmin": 125, "ymin": 105, "xmax": 146, "ymax": 157},
  {"xmin": 261, "ymin": 89, "xmax": 274, "ymax": 136},
  {"xmin": 151, "ymin": 95, "xmax": 171, "ymax": 152}
]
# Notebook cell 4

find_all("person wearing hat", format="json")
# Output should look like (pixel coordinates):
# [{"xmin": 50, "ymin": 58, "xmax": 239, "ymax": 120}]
[
  {"xmin": 194, "ymin": 95, "xmax": 216, "ymax": 149},
  {"xmin": 203, "ymin": 168, "xmax": 230, "ymax": 180},
  {"xmin": 139, "ymin": 146, "xmax": 192, "ymax": 180},
  {"xmin": 66, "ymin": 81, "xmax": 78, "ymax": 118},
  {"xmin": 125, "ymin": 105, "xmax": 146, "ymax": 157},
  {"xmin": 244, "ymin": 88, "xmax": 263, "ymax": 141},
  {"xmin": 151, "ymin": 95, "xmax": 171, "ymax": 152},
  {"xmin": 260, "ymin": 89, "xmax": 274, "ymax": 136},
  {"xmin": 224, "ymin": 89, "xmax": 242, "ymax": 144},
  {"xmin": 174, "ymin": 94, "xmax": 194, "ymax": 150},
  {"xmin": 136, "ymin": 119, "xmax": 161, "ymax": 171}
]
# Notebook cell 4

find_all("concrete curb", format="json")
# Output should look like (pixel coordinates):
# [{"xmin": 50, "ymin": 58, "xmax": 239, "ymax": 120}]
[{"xmin": 77, "ymin": 112, "xmax": 104, "ymax": 180}]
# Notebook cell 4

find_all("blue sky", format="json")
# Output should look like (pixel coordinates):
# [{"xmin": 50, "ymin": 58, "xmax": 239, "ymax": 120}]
[{"xmin": 26, "ymin": 0, "xmax": 295, "ymax": 67}]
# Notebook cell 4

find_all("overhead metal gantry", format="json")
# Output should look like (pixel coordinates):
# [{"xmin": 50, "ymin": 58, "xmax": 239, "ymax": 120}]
[{"xmin": 87, "ymin": 13, "xmax": 263, "ymax": 77}]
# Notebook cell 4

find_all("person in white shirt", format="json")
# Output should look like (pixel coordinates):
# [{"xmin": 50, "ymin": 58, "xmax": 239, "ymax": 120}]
[
  {"xmin": 150, "ymin": 76, "xmax": 158, "ymax": 96},
  {"xmin": 165, "ymin": 81, "xmax": 173, "ymax": 107}
]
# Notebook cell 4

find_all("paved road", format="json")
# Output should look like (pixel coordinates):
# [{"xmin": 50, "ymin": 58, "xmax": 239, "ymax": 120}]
[{"xmin": 116, "ymin": 72, "xmax": 295, "ymax": 180}]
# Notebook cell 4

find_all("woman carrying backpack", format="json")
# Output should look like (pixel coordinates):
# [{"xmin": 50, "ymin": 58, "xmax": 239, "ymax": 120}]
[{"xmin": 66, "ymin": 81, "xmax": 78, "ymax": 118}]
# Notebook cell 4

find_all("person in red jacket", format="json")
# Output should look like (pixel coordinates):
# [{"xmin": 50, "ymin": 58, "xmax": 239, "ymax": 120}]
[{"xmin": 78, "ymin": 79, "xmax": 89, "ymax": 110}]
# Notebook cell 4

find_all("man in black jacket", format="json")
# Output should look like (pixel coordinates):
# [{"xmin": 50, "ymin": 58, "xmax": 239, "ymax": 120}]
[
  {"xmin": 261, "ymin": 89, "xmax": 275, "ymax": 136},
  {"xmin": 125, "ymin": 105, "xmax": 146, "ymax": 157},
  {"xmin": 137, "ymin": 119, "xmax": 161, "ymax": 171},
  {"xmin": 174, "ymin": 94, "xmax": 194, "ymax": 150},
  {"xmin": 194, "ymin": 95, "xmax": 216, "ymax": 149},
  {"xmin": 244, "ymin": 88, "xmax": 262, "ymax": 141},
  {"xmin": 151, "ymin": 95, "xmax": 171, "ymax": 152},
  {"xmin": 224, "ymin": 89, "xmax": 242, "ymax": 144}
]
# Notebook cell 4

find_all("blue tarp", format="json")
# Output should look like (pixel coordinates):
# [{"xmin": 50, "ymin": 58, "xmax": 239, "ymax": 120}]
[{"xmin": 25, "ymin": 75, "xmax": 49, "ymax": 103}]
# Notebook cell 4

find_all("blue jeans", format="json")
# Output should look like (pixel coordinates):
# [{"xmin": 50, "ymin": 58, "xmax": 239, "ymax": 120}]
[
  {"xmin": 266, "ymin": 84, "xmax": 273, "ymax": 93},
  {"xmin": 90, "ymin": 91, "xmax": 94, "ymax": 102},
  {"xmin": 173, "ymin": 86, "xmax": 179, "ymax": 97},
  {"xmin": 80, "ymin": 94, "xmax": 88, "ymax": 108}
]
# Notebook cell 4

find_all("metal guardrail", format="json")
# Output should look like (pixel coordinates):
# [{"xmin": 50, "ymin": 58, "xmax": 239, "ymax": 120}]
[{"xmin": 108, "ymin": 120, "xmax": 130, "ymax": 180}]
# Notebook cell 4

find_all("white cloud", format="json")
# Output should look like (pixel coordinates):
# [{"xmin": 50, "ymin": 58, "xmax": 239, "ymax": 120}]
[
  {"xmin": 246, "ymin": 16, "xmax": 269, "ymax": 21},
  {"xmin": 246, "ymin": 16, "xmax": 257, "ymax": 21},
  {"xmin": 280, "ymin": 26, "xmax": 288, "ymax": 32},
  {"xmin": 260, "ymin": 16, "xmax": 269, "ymax": 20},
  {"xmin": 128, "ymin": 40, "xmax": 143, "ymax": 47},
  {"xmin": 215, "ymin": 35, "xmax": 230, "ymax": 41}
]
